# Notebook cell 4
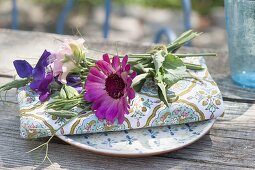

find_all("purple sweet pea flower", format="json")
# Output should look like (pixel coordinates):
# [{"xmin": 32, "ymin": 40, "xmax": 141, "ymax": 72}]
[
  {"xmin": 13, "ymin": 60, "xmax": 33, "ymax": 78},
  {"xmin": 13, "ymin": 50, "xmax": 53, "ymax": 102},
  {"xmin": 66, "ymin": 75, "xmax": 83, "ymax": 93},
  {"xmin": 29, "ymin": 73, "xmax": 54, "ymax": 102},
  {"xmin": 13, "ymin": 50, "xmax": 51, "ymax": 80},
  {"xmin": 32, "ymin": 50, "xmax": 51, "ymax": 80},
  {"xmin": 38, "ymin": 73, "xmax": 54, "ymax": 102}
]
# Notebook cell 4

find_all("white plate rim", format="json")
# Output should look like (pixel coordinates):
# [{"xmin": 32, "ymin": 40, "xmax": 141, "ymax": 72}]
[{"xmin": 57, "ymin": 119, "xmax": 216, "ymax": 157}]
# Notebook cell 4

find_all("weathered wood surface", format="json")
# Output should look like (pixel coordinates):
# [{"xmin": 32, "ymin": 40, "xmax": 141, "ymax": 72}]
[{"xmin": 0, "ymin": 29, "xmax": 255, "ymax": 169}]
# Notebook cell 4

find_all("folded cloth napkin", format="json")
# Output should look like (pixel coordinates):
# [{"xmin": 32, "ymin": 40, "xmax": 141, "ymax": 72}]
[{"xmin": 18, "ymin": 57, "xmax": 224, "ymax": 139}]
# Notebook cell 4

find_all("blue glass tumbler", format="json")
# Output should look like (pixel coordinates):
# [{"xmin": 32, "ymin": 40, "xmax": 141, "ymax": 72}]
[{"xmin": 225, "ymin": 0, "xmax": 255, "ymax": 88}]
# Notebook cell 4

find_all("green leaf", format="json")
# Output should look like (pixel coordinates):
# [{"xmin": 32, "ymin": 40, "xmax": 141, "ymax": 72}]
[
  {"xmin": 64, "ymin": 85, "xmax": 79, "ymax": 99},
  {"xmin": 47, "ymin": 97, "xmax": 84, "ymax": 111},
  {"xmin": 132, "ymin": 63, "xmax": 147, "ymax": 74},
  {"xmin": 152, "ymin": 50, "xmax": 165, "ymax": 73},
  {"xmin": 0, "ymin": 79, "xmax": 30, "ymax": 92},
  {"xmin": 47, "ymin": 110, "xmax": 78, "ymax": 118},
  {"xmin": 157, "ymin": 82, "xmax": 169, "ymax": 107},
  {"xmin": 133, "ymin": 79, "xmax": 146, "ymax": 92},
  {"xmin": 59, "ymin": 86, "xmax": 67, "ymax": 99},
  {"xmin": 132, "ymin": 73, "xmax": 149, "ymax": 88},
  {"xmin": 162, "ymin": 53, "xmax": 191, "ymax": 87},
  {"xmin": 163, "ymin": 53, "xmax": 185, "ymax": 69},
  {"xmin": 167, "ymin": 30, "xmax": 202, "ymax": 52}
]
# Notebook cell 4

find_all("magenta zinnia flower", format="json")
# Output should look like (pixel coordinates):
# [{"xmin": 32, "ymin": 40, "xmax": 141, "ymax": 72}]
[{"xmin": 85, "ymin": 54, "xmax": 137, "ymax": 124}]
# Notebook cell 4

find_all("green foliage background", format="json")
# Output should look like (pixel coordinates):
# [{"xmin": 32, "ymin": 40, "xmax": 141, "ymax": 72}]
[{"xmin": 35, "ymin": 0, "xmax": 224, "ymax": 15}]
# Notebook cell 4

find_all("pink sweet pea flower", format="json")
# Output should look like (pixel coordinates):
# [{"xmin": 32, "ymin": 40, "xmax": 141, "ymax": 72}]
[{"xmin": 52, "ymin": 38, "xmax": 86, "ymax": 84}]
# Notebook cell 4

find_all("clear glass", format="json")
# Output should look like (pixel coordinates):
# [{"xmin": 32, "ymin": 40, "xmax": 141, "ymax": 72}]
[{"xmin": 225, "ymin": 0, "xmax": 255, "ymax": 88}]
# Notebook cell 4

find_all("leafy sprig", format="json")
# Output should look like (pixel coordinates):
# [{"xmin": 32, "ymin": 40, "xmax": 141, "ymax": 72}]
[{"xmin": 131, "ymin": 30, "xmax": 216, "ymax": 106}]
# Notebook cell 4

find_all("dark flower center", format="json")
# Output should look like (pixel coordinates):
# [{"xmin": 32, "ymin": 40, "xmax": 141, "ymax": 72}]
[{"xmin": 105, "ymin": 74, "xmax": 125, "ymax": 99}]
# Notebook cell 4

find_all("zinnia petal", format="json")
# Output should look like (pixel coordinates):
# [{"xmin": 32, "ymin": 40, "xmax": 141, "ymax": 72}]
[
  {"xmin": 112, "ymin": 56, "xmax": 120, "ymax": 71},
  {"xmin": 105, "ymin": 101, "xmax": 118, "ymax": 123},
  {"xmin": 121, "ymin": 72, "xmax": 128, "ymax": 83},
  {"xmin": 125, "ymin": 64, "xmax": 131, "ymax": 72},
  {"xmin": 95, "ymin": 107, "xmax": 106, "ymax": 120},
  {"xmin": 87, "ymin": 73, "xmax": 105, "ymax": 84},
  {"xmin": 96, "ymin": 60, "xmax": 115, "ymax": 75},
  {"xmin": 103, "ymin": 53, "xmax": 110, "ymax": 63},
  {"xmin": 85, "ymin": 89, "xmax": 105, "ymax": 102},
  {"xmin": 117, "ymin": 100, "xmax": 125, "ymax": 124},
  {"xmin": 122, "ymin": 55, "xmax": 128, "ymax": 69},
  {"xmin": 85, "ymin": 83, "xmax": 105, "ymax": 91},
  {"xmin": 95, "ymin": 96, "xmax": 114, "ymax": 119},
  {"xmin": 130, "ymin": 71, "xmax": 137, "ymax": 79},
  {"xmin": 13, "ymin": 60, "xmax": 33, "ymax": 78},
  {"xmin": 127, "ymin": 88, "xmax": 135, "ymax": 99},
  {"xmin": 126, "ymin": 77, "xmax": 132, "ymax": 87},
  {"xmin": 89, "ymin": 67, "xmax": 107, "ymax": 79},
  {"xmin": 91, "ymin": 94, "xmax": 111, "ymax": 110}
]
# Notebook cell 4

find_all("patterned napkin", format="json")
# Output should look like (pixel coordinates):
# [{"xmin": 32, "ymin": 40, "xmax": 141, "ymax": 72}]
[{"xmin": 18, "ymin": 57, "xmax": 224, "ymax": 139}]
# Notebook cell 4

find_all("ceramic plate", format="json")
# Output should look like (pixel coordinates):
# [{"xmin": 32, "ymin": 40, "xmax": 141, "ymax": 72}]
[{"xmin": 57, "ymin": 119, "xmax": 215, "ymax": 157}]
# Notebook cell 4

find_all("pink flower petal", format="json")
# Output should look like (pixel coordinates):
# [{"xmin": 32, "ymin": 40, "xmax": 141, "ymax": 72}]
[
  {"xmin": 127, "ymin": 88, "xmax": 135, "ymax": 99},
  {"xmin": 130, "ymin": 71, "xmax": 137, "ymax": 79},
  {"xmin": 85, "ymin": 82, "xmax": 105, "ymax": 91},
  {"xmin": 122, "ymin": 55, "xmax": 128, "ymax": 69},
  {"xmin": 95, "ymin": 96, "xmax": 114, "ymax": 119},
  {"xmin": 95, "ymin": 107, "xmax": 106, "ymax": 119},
  {"xmin": 89, "ymin": 67, "xmax": 107, "ymax": 79},
  {"xmin": 121, "ymin": 72, "xmax": 128, "ymax": 83},
  {"xmin": 92, "ymin": 94, "xmax": 111, "ymax": 110},
  {"xmin": 87, "ymin": 73, "xmax": 105, "ymax": 84},
  {"xmin": 59, "ymin": 60, "xmax": 76, "ymax": 84},
  {"xmin": 118, "ymin": 114, "xmax": 125, "ymax": 124},
  {"xmin": 112, "ymin": 56, "xmax": 120, "ymax": 71},
  {"xmin": 122, "ymin": 97, "xmax": 130, "ymax": 109},
  {"xmin": 117, "ymin": 100, "xmax": 125, "ymax": 124},
  {"xmin": 96, "ymin": 60, "xmax": 115, "ymax": 75},
  {"xmin": 105, "ymin": 101, "xmax": 118, "ymax": 123},
  {"xmin": 85, "ymin": 89, "xmax": 105, "ymax": 102},
  {"xmin": 125, "ymin": 64, "xmax": 131, "ymax": 72},
  {"xmin": 127, "ymin": 77, "xmax": 132, "ymax": 87},
  {"xmin": 103, "ymin": 53, "xmax": 110, "ymax": 63},
  {"xmin": 52, "ymin": 60, "xmax": 63, "ymax": 77}
]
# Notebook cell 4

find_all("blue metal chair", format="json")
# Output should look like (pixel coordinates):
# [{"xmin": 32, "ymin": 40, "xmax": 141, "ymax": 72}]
[
  {"xmin": 103, "ymin": 0, "xmax": 192, "ymax": 44},
  {"xmin": 154, "ymin": 0, "xmax": 192, "ymax": 44},
  {"xmin": 103, "ymin": 0, "xmax": 111, "ymax": 38},
  {"xmin": 11, "ymin": 0, "xmax": 18, "ymax": 29},
  {"xmin": 11, "ymin": 0, "xmax": 75, "ymax": 34},
  {"xmin": 12, "ymin": 0, "xmax": 191, "ymax": 43},
  {"xmin": 56, "ymin": 0, "xmax": 75, "ymax": 34}
]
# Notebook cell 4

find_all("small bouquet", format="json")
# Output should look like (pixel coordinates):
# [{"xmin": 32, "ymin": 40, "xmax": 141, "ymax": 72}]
[{"xmin": 0, "ymin": 30, "xmax": 224, "ymax": 163}]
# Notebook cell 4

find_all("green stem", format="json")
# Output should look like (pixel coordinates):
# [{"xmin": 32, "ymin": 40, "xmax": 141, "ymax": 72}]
[
  {"xmin": 175, "ymin": 53, "xmax": 216, "ymax": 57},
  {"xmin": 119, "ymin": 54, "xmax": 152, "ymax": 58},
  {"xmin": 27, "ymin": 114, "xmax": 79, "ymax": 153},
  {"xmin": 184, "ymin": 63, "xmax": 204, "ymax": 70}
]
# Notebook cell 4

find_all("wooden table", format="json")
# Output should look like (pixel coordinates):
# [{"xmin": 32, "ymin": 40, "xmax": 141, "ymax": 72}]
[{"xmin": 0, "ymin": 29, "xmax": 255, "ymax": 170}]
